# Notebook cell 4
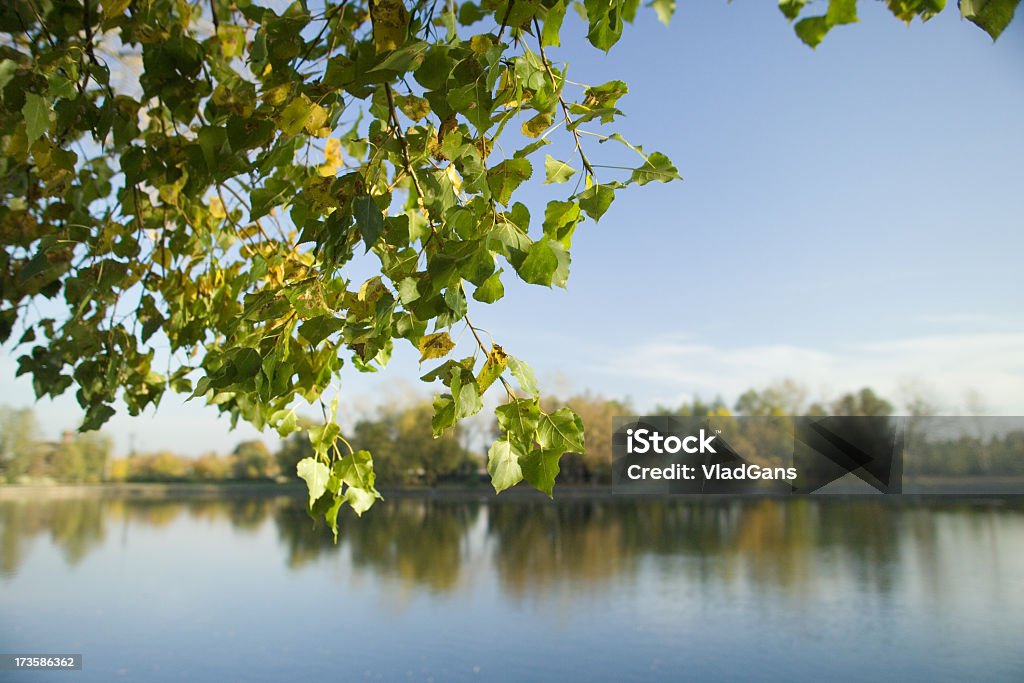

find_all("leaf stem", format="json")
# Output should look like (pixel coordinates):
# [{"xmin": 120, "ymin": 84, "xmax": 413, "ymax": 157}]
[{"xmin": 532, "ymin": 17, "xmax": 595, "ymax": 180}]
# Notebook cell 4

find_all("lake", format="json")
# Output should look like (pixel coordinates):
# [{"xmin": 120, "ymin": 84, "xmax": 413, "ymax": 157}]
[{"xmin": 1, "ymin": 494, "xmax": 1023, "ymax": 682}]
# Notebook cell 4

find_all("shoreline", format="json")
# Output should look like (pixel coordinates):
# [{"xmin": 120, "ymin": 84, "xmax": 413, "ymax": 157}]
[{"xmin": 1, "ymin": 479, "xmax": 1023, "ymax": 504}]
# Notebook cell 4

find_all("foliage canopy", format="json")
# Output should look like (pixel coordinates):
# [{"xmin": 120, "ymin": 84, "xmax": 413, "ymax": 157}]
[{"xmin": 0, "ymin": 0, "xmax": 1016, "ymax": 534}]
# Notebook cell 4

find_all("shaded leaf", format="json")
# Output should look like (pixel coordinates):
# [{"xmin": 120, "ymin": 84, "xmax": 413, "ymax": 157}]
[
  {"xmin": 451, "ymin": 366, "xmax": 484, "ymax": 418},
  {"xmin": 520, "ymin": 447, "xmax": 562, "ymax": 497},
  {"xmin": 495, "ymin": 398, "xmax": 540, "ymax": 450},
  {"xmin": 961, "ymin": 0, "xmax": 1019, "ymax": 39},
  {"xmin": 300, "ymin": 315, "xmax": 345, "ymax": 345},
  {"xmin": 473, "ymin": 268, "xmax": 505, "ymax": 303},
  {"xmin": 353, "ymin": 195, "xmax": 385, "ymax": 250},
  {"xmin": 372, "ymin": 0, "xmax": 411, "ymax": 53},
  {"xmin": 487, "ymin": 158, "xmax": 533, "ymax": 206},
  {"xmin": 578, "ymin": 184, "xmax": 615, "ymax": 221},
  {"xmin": 23, "ymin": 93, "xmax": 50, "ymax": 144}
]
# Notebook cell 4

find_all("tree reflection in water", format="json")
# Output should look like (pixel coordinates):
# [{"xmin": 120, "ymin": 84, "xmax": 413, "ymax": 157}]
[{"xmin": 1, "ymin": 496, "xmax": 1020, "ymax": 602}]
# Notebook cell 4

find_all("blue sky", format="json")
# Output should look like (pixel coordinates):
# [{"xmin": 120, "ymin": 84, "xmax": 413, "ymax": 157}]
[{"xmin": 2, "ymin": 2, "xmax": 1022, "ymax": 455}]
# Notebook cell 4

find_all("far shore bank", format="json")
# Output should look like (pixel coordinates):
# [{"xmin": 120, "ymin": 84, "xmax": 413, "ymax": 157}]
[{"xmin": 2, "ymin": 479, "xmax": 1023, "ymax": 504}]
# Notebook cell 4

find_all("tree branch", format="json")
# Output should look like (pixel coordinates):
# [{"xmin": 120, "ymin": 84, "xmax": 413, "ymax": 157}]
[{"xmin": 532, "ymin": 17, "xmax": 595, "ymax": 179}]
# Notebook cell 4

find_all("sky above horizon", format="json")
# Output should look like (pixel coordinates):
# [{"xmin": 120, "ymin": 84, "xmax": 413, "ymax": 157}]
[{"xmin": 2, "ymin": 2, "xmax": 1022, "ymax": 456}]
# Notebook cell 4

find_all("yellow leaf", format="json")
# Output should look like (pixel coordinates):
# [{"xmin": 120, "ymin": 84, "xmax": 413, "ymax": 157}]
[
  {"xmin": 217, "ymin": 25, "xmax": 246, "ymax": 58},
  {"xmin": 418, "ymin": 331, "xmax": 455, "ymax": 362},
  {"xmin": 304, "ymin": 101, "xmax": 328, "ymax": 135},
  {"xmin": 521, "ymin": 112, "xmax": 553, "ymax": 138},
  {"xmin": 318, "ymin": 138, "xmax": 342, "ymax": 176},
  {"xmin": 470, "ymin": 35, "xmax": 493, "ymax": 55},
  {"xmin": 101, "ymin": 0, "xmax": 132, "ymax": 23},
  {"xmin": 209, "ymin": 196, "xmax": 226, "ymax": 218},
  {"xmin": 445, "ymin": 164, "xmax": 463, "ymax": 194},
  {"xmin": 324, "ymin": 137, "xmax": 342, "ymax": 165},
  {"xmin": 372, "ymin": 0, "xmax": 410, "ymax": 54}
]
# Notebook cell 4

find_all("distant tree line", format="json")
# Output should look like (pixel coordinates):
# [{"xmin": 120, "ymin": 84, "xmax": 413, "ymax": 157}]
[
  {"xmin": 0, "ymin": 406, "xmax": 112, "ymax": 483},
  {"xmin": 2, "ymin": 382, "xmax": 1021, "ymax": 485}
]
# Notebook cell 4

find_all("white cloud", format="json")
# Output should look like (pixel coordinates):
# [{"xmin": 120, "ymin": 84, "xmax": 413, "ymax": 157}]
[{"xmin": 596, "ymin": 331, "xmax": 1024, "ymax": 414}]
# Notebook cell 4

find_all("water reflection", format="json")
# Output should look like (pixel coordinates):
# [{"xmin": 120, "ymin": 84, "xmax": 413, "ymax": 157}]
[{"xmin": 2, "ymin": 495, "xmax": 1021, "ymax": 602}]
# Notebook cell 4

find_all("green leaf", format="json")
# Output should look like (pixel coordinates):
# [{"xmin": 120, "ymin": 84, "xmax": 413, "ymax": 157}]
[
  {"xmin": 794, "ymin": 16, "xmax": 831, "ymax": 47},
  {"xmin": 309, "ymin": 422, "xmax": 341, "ymax": 458},
  {"xmin": 345, "ymin": 486, "xmax": 379, "ymax": 516},
  {"xmin": 370, "ymin": 40, "xmax": 428, "ymax": 72},
  {"xmin": 578, "ymin": 184, "xmax": 615, "ymax": 222},
  {"xmin": 487, "ymin": 436, "xmax": 524, "ymax": 493},
  {"xmin": 518, "ymin": 238, "xmax": 570, "ymax": 287},
  {"xmin": 543, "ymin": 200, "xmax": 582, "ymax": 247},
  {"xmin": 631, "ymin": 152, "xmax": 682, "ymax": 185},
  {"xmin": 487, "ymin": 158, "xmax": 533, "ymax": 206},
  {"xmin": 543, "ymin": 0, "xmax": 567, "ymax": 46},
  {"xmin": 81, "ymin": 403, "xmax": 115, "ymax": 431},
  {"xmin": 398, "ymin": 277, "xmax": 420, "ymax": 304},
  {"xmin": 231, "ymin": 347, "xmax": 263, "ymax": 378},
  {"xmin": 473, "ymin": 269, "xmax": 505, "ymax": 303},
  {"xmin": 418, "ymin": 331, "xmax": 455, "ymax": 362},
  {"xmin": 272, "ymin": 409, "xmax": 298, "ymax": 437},
  {"xmin": 537, "ymin": 407, "xmax": 585, "ymax": 453},
  {"xmin": 324, "ymin": 493, "xmax": 344, "ymax": 541},
  {"xmin": 518, "ymin": 239, "xmax": 558, "ymax": 286},
  {"xmin": 495, "ymin": 398, "xmax": 540, "ymax": 450},
  {"xmin": 779, "ymin": 0, "xmax": 808, "ymax": 21},
  {"xmin": 583, "ymin": 80, "xmax": 629, "ymax": 110},
  {"xmin": 297, "ymin": 457, "xmax": 330, "ymax": 508},
  {"xmin": 23, "ymin": 93, "xmax": 51, "ymax": 144},
  {"xmin": 886, "ymin": 0, "xmax": 947, "ymax": 23},
  {"xmin": 520, "ymin": 447, "xmax": 562, "ymax": 497},
  {"xmin": 334, "ymin": 450, "xmax": 376, "ymax": 490},
  {"xmin": 432, "ymin": 393, "xmax": 457, "ymax": 436},
  {"xmin": 451, "ymin": 367, "xmax": 484, "ymax": 418},
  {"xmin": 585, "ymin": 0, "xmax": 626, "ymax": 50},
  {"xmin": 278, "ymin": 95, "xmax": 325, "ymax": 136},
  {"xmin": 300, "ymin": 315, "xmax": 345, "ymax": 345},
  {"xmin": 443, "ymin": 286, "xmax": 467, "ymax": 319},
  {"xmin": 507, "ymin": 356, "xmax": 539, "ymax": 397},
  {"xmin": 827, "ymin": 0, "xmax": 859, "ymax": 24},
  {"xmin": 544, "ymin": 155, "xmax": 577, "ymax": 184},
  {"xmin": 354, "ymin": 195, "xmax": 385, "ymax": 250},
  {"xmin": 961, "ymin": 0, "xmax": 1019, "ymax": 39}
]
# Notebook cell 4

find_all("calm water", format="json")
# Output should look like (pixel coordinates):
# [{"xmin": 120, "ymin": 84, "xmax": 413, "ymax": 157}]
[{"xmin": 1, "ymin": 495, "xmax": 1022, "ymax": 682}]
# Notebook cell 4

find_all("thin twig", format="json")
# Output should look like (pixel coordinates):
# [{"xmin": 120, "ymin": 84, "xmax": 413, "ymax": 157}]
[
  {"xmin": 497, "ymin": 0, "xmax": 515, "ymax": 41},
  {"xmin": 532, "ymin": 17, "xmax": 595, "ymax": 179}
]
